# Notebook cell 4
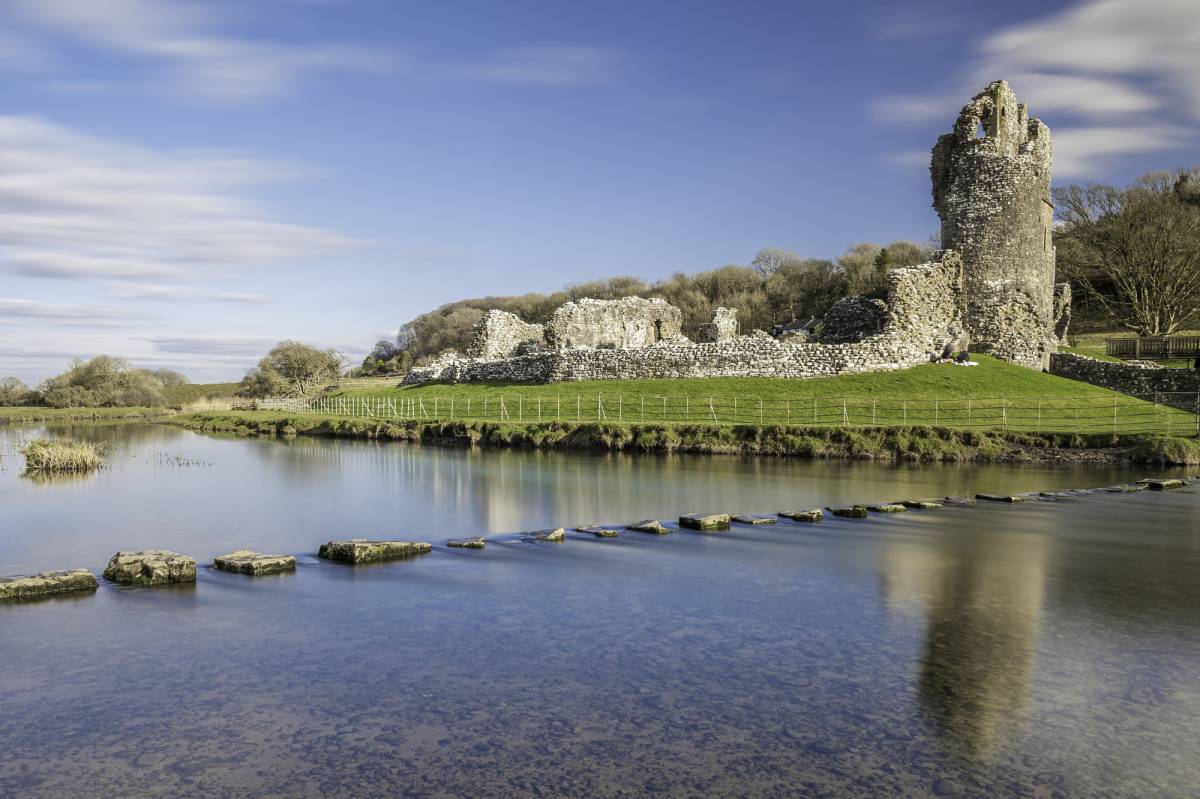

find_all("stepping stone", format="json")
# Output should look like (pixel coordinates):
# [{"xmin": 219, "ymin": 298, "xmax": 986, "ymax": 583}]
[
  {"xmin": 1099, "ymin": 484, "xmax": 1145, "ymax": 493},
  {"xmin": 679, "ymin": 513, "xmax": 732, "ymax": 531},
  {"xmin": 576, "ymin": 526, "xmax": 619, "ymax": 538},
  {"xmin": 1, "ymin": 569, "xmax": 97, "ymax": 601},
  {"xmin": 732, "ymin": 515, "xmax": 777, "ymax": 525},
  {"xmin": 317, "ymin": 539, "xmax": 432, "ymax": 564},
  {"xmin": 778, "ymin": 509, "xmax": 824, "ymax": 522},
  {"xmin": 975, "ymin": 493, "xmax": 1029, "ymax": 503},
  {"xmin": 627, "ymin": 520, "xmax": 670, "ymax": 535},
  {"xmin": 103, "ymin": 550, "xmax": 196, "ymax": 586},
  {"xmin": 447, "ymin": 537, "xmax": 486, "ymax": 549},
  {"xmin": 523, "ymin": 528, "xmax": 565, "ymax": 543},
  {"xmin": 1038, "ymin": 491, "xmax": 1073, "ymax": 499},
  {"xmin": 901, "ymin": 499, "xmax": 943, "ymax": 509},
  {"xmin": 1138, "ymin": 478, "xmax": 1185, "ymax": 491},
  {"xmin": 943, "ymin": 496, "xmax": 976, "ymax": 505},
  {"xmin": 827, "ymin": 505, "xmax": 869, "ymax": 519},
  {"xmin": 212, "ymin": 550, "xmax": 296, "ymax": 575},
  {"xmin": 867, "ymin": 503, "xmax": 907, "ymax": 513}
]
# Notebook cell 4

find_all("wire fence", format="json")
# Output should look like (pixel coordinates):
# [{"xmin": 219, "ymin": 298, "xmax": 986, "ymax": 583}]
[{"xmin": 243, "ymin": 392, "xmax": 1200, "ymax": 436}]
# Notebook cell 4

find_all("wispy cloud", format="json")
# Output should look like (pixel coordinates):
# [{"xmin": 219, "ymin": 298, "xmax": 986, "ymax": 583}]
[
  {"xmin": 875, "ymin": 0, "xmax": 1200, "ymax": 177},
  {"xmin": 109, "ymin": 284, "xmax": 270, "ymax": 303},
  {"xmin": 0, "ymin": 298, "xmax": 130, "ymax": 325},
  {"xmin": 148, "ymin": 334, "xmax": 278, "ymax": 357},
  {"xmin": 0, "ymin": 0, "xmax": 394, "ymax": 102},
  {"xmin": 0, "ymin": 115, "xmax": 361, "ymax": 284},
  {"xmin": 464, "ymin": 46, "xmax": 625, "ymax": 86}
]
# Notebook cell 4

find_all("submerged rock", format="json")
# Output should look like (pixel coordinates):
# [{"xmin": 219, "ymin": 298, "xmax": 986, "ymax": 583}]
[
  {"xmin": 212, "ymin": 550, "xmax": 295, "ymax": 575},
  {"xmin": 778, "ymin": 509, "xmax": 824, "ymax": 522},
  {"xmin": 523, "ymin": 528, "xmax": 566, "ymax": 543},
  {"xmin": 317, "ymin": 539, "xmax": 432, "ymax": 564},
  {"xmin": 732, "ymin": 514, "xmax": 777, "ymax": 525},
  {"xmin": 103, "ymin": 550, "xmax": 196, "ymax": 586},
  {"xmin": 827, "ymin": 505, "xmax": 869, "ymax": 518},
  {"xmin": 576, "ymin": 526, "xmax": 620, "ymax": 537},
  {"xmin": 1138, "ymin": 478, "xmax": 1185, "ymax": 490},
  {"xmin": 901, "ymin": 499, "xmax": 943, "ymax": 509},
  {"xmin": 942, "ymin": 496, "xmax": 977, "ymax": 505},
  {"xmin": 867, "ymin": 503, "xmax": 907, "ymax": 513},
  {"xmin": 627, "ymin": 519, "xmax": 670, "ymax": 535},
  {"xmin": 1099, "ymin": 484, "xmax": 1145, "ymax": 493},
  {"xmin": 678, "ymin": 513, "xmax": 732, "ymax": 531},
  {"xmin": 447, "ymin": 537, "xmax": 486, "ymax": 549},
  {"xmin": 975, "ymin": 493, "xmax": 1029, "ymax": 503},
  {"xmin": 0, "ymin": 569, "xmax": 97, "ymax": 601}
]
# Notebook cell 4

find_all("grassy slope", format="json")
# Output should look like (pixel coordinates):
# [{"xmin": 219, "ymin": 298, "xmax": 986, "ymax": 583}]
[
  {"xmin": 1068, "ymin": 330, "xmax": 1199, "ymax": 368},
  {"xmin": 160, "ymin": 382, "xmax": 240, "ymax": 406},
  {"xmin": 332, "ymin": 355, "xmax": 1132, "ymax": 401}
]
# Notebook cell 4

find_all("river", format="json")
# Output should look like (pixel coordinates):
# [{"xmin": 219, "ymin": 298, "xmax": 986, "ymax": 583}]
[{"xmin": 1, "ymin": 422, "xmax": 1197, "ymax": 797}]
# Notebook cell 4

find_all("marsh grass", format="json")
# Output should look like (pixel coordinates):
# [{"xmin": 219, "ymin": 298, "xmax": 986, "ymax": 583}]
[{"xmin": 20, "ymin": 437, "xmax": 106, "ymax": 474}]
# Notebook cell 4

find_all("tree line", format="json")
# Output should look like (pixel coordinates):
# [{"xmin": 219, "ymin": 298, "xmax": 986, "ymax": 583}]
[{"xmin": 0, "ymin": 357, "xmax": 189, "ymax": 408}]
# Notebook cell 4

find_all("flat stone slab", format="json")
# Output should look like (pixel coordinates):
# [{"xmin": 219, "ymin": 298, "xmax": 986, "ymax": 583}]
[
  {"xmin": 867, "ymin": 503, "xmax": 907, "ymax": 513},
  {"xmin": 523, "ymin": 528, "xmax": 565, "ymax": 543},
  {"xmin": 212, "ymin": 550, "xmax": 295, "ymax": 575},
  {"xmin": 901, "ymin": 499, "xmax": 943, "ymax": 509},
  {"xmin": 103, "ymin": 550, "xmax": 196, "ymax": 586},
  {"xmin": 975, "ymin": 493, "xmax": 1029, "ymax": 503},
  {"xmin": 1138, "ymin": 478, "xmax": 1185, "ymax": 490},
  {"xmin": 0, "ymin": 569, "xmax": 97, "ymax": 601},
  {"xmin": 943, "ymin": 496, "xmax": 977, "ymax": 505},
  {"xmin": 679, "ymin": 513, "xmax": 732, "ymax": 531},
  {"xmin": 1098, "ymin": 484, "xmax": 1146, "ymax": 493},
  {"xmin": 732, "ymin": 515, "xmax": 777, "ymax": 525},
  {"xmin": 827, "ymin": 505, "xmax": 869, "ymax": 519},
  {"xmin": 576, "ymin": 526, "xmax": 619, "ymax": 537},
  {"xmin": 778, "ymin": 509, "xmax": 824, "ymax": 522},
  {"xmin": 317, "ymin": 539, "xmax": 432, "ymax": 564},
  {"xmin": 447, "ymin": 537, "xmax": 486, "ymax": 549},
  {"xmin": 627, "ymin": 519, "xmax": 670, "ymax": 535}
]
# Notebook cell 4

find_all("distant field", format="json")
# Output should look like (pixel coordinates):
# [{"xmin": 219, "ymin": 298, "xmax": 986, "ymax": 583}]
[
  {"xmin": 304, "ymin": 355, "xmax": 1198, "ymax": 435},
  {"xmin": 160, "ymin": 383, "xmax": 240, "ymax": 407}
]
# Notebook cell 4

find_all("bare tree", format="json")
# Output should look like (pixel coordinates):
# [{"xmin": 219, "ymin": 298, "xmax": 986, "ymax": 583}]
[
  {"xmin": 1054, "ymin": 169, "xmax": 1200, "ymax": 336},
  {"xmin": 750, "ymin": 247, "xmax": 803, "ymax": 276}
]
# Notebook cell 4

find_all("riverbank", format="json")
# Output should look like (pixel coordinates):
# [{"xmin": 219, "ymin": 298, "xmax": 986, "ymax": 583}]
[
  {"xmin": 0, "ymin": 406, "xmax": 174, "ymax": 424},
  {"xmin": 167, "ymin": 411, "xmax": 1200, "ymax": 465}
]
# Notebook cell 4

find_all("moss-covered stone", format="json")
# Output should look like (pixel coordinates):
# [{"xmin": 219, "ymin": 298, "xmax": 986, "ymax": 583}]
[
  {"xmin": 627, "ymin": 519, "xmax": 670, "ymax": 534},
  {"xmin": 103, "ymin": 550, "xmax": 196, "ymax": 586},
  {"xmin": 0, "ymin": 569, "xmax": 97, "ymax": 601},
  {"xmin": 447, "ymin": 537, "xmax": 486, "ymax": 549},
  {"xmin": 317, "ymin": 539, "xmax": 432, "ymax": 564},
  {"xmin": 732, "ymin": 514, "xmax": 777, "ymax": 525},
  {"xmin": 212, "ymin": 550, "xmax": 296, "ymax": 575},
  {"xmin": 975, "ymin": 493, "xmax": 1029, "ymax": 503},
  {"xmin": 828, "ymin": 505, "xmax": 869, "ymax": 518},
  {"xmin": 576, "ymin": 526, "xmax": 620, "ymax": 537},
  {"xmin": 523, "ymin": 528, "xmax": 565, "ymax": 543},
  {"xmin": 679, "ymin": 513, "xmax": 732, "ymax": 531},
  {"xmin": 1138, "ymin": 478, "xmax": 1186, "ymax": 490},
  {"xmin": 901, "ymin": 499, "xmax": 943, "ymax": 509},
  {"xmin": 778, "ymin": 509, "xmax": 824, "ymax": 522},
  {"xmin": 867, "ymin": 503, "xmax": 907, "ymax": 513}
]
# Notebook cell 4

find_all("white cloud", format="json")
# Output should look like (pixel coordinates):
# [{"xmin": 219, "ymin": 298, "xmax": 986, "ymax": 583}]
[
  {"xmin": 0, "ymin": 115, "xmax": 361, "ymax": 283},
  {"xmin": 874, "ymin": 0, "xmax": 1200, "ymax": 175},
  {"xmin": 465, "ymin": 46, "xmax": 624, "ymax": 86},
  {"xmin": 148, "ymin": 334, "xmax": 277, "ymax": 357},
  {"xmin": 1, "ymin": 0, "xmax": 394, "ymax": 101},
  {"xmin": 0, "ymin": 298, "xmax": 130, "ymax": 325}
]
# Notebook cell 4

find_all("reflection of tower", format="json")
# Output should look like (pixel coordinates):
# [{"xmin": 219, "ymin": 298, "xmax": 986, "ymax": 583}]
[
  {"xmin": 931, "ymin": 80, "xmax": 1058, "ymax": 370},
  {"xmin": 883, "ymin": 529, "xmax": 1047, "ymax": 759}
]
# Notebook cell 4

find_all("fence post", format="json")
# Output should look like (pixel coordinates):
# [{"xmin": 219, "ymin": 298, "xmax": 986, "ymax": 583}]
[
  {"xmin": 787, "ymin": 399, "xmax": 791, "ymax": 425},
  {"xmin": 619, "ymin": 395, "xmax": 623, "ymax": 422},
  {"xmin": 577, "ymin": 394, "xmax": 581, "ymax": 421},
  {"xmin": 450, "ymin": 397, "xmax": 454, "ymax": 421},
  {"xmin": 1113, "ymin": 396, "xmax": 1118, "ymax": 434},
  {"xmin": 641, "ymin": 396, "xmax": 644, "ymax": 422},
  {"xmin": 842, "ymin": 397, "xmax": 848, "ymax": 426},
  {"xmin": 1036, "ymin": 399, "xmax": 1041, "ymax": 434},
  {"xmin": 967, "ymin": 398, "xmax": 972, "ymax": 428},
  {"xmin": 934, "ymin": 398, "xmax": 939, "ymax": 426},
  {"xmin": 759, "ymin": 399, "xmax": 763, "ymax": 425},
  {"xmin": 872, "ymin": 398, "xmax": 876, "ymax": 426},
  {"xmin": 709, "ymin": 396, "xmax": 715, "ymax": 422},
  {"xmin": 1002, "ymin": 397, "xmax": 1007, "ymax": 431}
]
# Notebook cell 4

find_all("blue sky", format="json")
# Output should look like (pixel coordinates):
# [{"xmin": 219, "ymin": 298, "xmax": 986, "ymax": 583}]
[{"xmin": 2, "ymin": 0, "xmax": 1198, "ymax": 382}]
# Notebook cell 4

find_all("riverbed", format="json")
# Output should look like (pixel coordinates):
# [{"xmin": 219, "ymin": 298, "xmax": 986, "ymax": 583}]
[{"xmin": 2, "ymin": 422, "xmax": 1198, "ymax": 797}]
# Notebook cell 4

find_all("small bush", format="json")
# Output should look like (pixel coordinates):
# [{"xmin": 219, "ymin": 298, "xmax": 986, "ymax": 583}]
[
  {"xmin": 1129, "ymin": 436, "xmax": 1200, "ymax": 466},
  {"xmin": 20, "ymin": 438, "xmax": 105, "ymax": 473}
]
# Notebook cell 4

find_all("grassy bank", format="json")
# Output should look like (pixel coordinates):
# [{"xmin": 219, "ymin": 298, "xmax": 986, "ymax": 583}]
[
  {"xmin": 0, "ymin": 406, "xmax": 173, "ymax": 424},
  {"xmin": 167, "ymin": 411, "xmax": 1200, "ymax": 465}
]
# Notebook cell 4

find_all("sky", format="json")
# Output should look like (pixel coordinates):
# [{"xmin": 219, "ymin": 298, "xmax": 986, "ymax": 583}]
[{"xmin": 2, "ymin": 0, "xmax": 1199, "ymax": 383}]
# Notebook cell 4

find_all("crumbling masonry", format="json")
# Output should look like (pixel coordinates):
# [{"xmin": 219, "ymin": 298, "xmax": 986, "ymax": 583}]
[{"xmin": 404, "ymin": 80, "xmax": 1068, "ymax": 386}]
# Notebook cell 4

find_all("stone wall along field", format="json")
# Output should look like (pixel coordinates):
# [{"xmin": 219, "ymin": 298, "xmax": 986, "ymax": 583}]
[{"xmin": 1049, "ymin": 353, "xmax": 1200, "ymax": 412}]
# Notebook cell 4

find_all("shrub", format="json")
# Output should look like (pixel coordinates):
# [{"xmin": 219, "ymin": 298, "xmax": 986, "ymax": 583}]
[{"xmin": 1129, "ymin": 436, "xmax": 1200, "ymax": 465}]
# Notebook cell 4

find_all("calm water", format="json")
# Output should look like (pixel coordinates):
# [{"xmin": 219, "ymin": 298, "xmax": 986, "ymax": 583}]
[{"xmin": 1, "ymin": 423, "xmax": 1198, "ymax": 798}]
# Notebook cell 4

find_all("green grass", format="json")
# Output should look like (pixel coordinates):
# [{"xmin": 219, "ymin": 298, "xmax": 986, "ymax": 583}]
[
  {"xmin": 19, "ymin": 437, "xmax": 105, "ymax": 473},
  {"xmin": 160, "ymin": 383, "xmax": 240, "ymax": 407},
  {"xmin": 303, "ymin": 355, "xmax": 1196, "ymax": 435},
  {"xmin": 0, "ymin": 406, "xmax": 172, "ymax": 424}
]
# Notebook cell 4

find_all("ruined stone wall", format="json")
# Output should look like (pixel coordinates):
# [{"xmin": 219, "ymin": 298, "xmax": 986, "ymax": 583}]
[
  {"xmin": 404, "ymin": 253, "xmax": 963, "ymax": 385},
  {"xmin": 817, "ymin": 296, "xmax": 888, "ymax": 344},
  {"xmin": 932, "ymin": 80, "xmax": 1057, "ymax": 370},
  {"xmin": 1052, "ymin": 283, "xmax": 1072, "ymax": 345},
  {"xmin": 544, "ymin": 297, "xmax": 683, "ymax": 351},
  {"xmin": 467, "ymin": 310, "xmax": 545, "ymax": 360},
  {"xmin": 697, "ymin": 307, "xmax": 738, "ymax": 343},
  {"xmin": 1049, "ymin": 353, "xmax": 1200, "ymax": 411}
]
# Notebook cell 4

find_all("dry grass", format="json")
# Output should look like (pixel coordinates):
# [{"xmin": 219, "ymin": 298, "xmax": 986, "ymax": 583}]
[{"xmin": 20, "ymin": 438, "xmax": 106, "ymax": 473}]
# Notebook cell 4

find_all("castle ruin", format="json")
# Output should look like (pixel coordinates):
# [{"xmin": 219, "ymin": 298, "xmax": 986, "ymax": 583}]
[{"xmin": 404, "ymin": 80, "xmax": 1067, "ymax": 386}]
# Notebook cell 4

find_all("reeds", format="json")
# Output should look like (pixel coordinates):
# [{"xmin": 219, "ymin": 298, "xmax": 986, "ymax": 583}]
[{"xmin": 20, "ymin": 438, "xmax": 105, "ymax": 473}]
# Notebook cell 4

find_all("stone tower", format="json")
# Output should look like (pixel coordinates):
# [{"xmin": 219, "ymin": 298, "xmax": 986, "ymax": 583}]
[{"xmin": 931, "ymin": 80, "xmax": 1057, "ymax": 369}]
